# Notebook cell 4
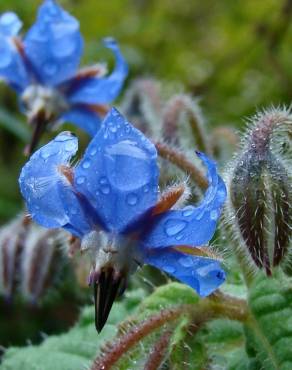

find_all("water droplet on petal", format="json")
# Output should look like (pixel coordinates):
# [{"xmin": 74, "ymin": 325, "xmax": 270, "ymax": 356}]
[
  {"xmin": 109, "ymin": 124, "xmax": 117, "ymax": 133},
  {"xmin": 99, "ymin": 177, "xmax": 108, "ymax": 185},
  {"xmin": 195, "ymin": 211, "xmax": 205, "ymax": 220},
  {"xmin": 105, "ymin": 140, "xmax": 154, "ymax": 191},
  {"xmin": 164, "ymin": 219, "xmax": 187, "ymax": 237},
  {"xmin": 183, "ymin": 206, "xmax": 194, "ymax": 217},
  {"xmin": 82, "ymin": 160, "xmax": 91, "ymax": 169},
  {"xmin": 64, "ymin": 140, "xmax": 76, "ymax": 152},
  {"xmin": 52, "ymin": 36, "xmax": 77, "ymax": 59},
  {"xmin": 40, "ymin": 148, "xmax": 52, "ymax": 159},
  {"xmin": 179, "ymin": 256, "xmax": 193, "ymax": 267},
  {"xmin": 210, "ymin": 210, "xmax": 218, "ymax": 220},
  {"xmin": 163, "ymin": 265, "xmax": 176, "ymax": 274},
  {"xmin": 100, "ymin": 185, "xmax": 110, "ymax": 194},
  {"xmin": 43, "ymin": 61, "xmax": 58, "ymax": 76},
  {"xmin": 217, "ymin": 189, "xmax": 226, "ymax": 202},
  {"xmin": 90, "ymin": 147, "xmax": 97, "ymax": 156},
  {"xmin": 76, "ymin": 176, "xmax": 85, "ymax": 185},
  {"xmin": 126, "ymin": 193, "xmax": 138, "ymax": 206}
]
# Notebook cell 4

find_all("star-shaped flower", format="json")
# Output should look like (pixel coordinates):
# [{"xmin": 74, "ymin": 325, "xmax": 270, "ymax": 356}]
[
  {"xmin": 19, "ymin": 108, "xmax": 227, "ymax": 332},
  {"xmin": 0, "ymin": 0, "xmax": 128, "ymax": 153}
]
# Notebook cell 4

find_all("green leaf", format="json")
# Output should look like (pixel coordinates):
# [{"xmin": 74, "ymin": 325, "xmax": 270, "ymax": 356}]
[
  {"xmin": 246, "ymin": 269, "xmax": 292, "ymax": 370},
  {"xmin": 0, "ymin": 289, "xmax": 145, "ymax": 370},
  {"xmin": 0, "ymin": 108, "xmax": 29, "ymax": 142},
  {"xmin": 137, "ymin": 281, "xmax": 199, "ymax": 316}
]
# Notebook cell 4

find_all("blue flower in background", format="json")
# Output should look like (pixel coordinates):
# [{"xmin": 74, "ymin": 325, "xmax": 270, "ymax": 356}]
[
  {"xmin": 19, "ymin": 108, "xmax": 226, "ymax": 332},
  {"xmin": 0, "ymin": 0, "xmax": 128, "ymax": 152}
]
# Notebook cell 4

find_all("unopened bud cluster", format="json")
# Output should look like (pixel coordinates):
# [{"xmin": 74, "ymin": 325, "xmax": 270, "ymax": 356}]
[
  {"xmin": 224, "ymin": 108, "xmax": 291, "ymax": 275},
  {"xmin": 0, "ymin": 215, "xmax": 62, "ymax": 303}
]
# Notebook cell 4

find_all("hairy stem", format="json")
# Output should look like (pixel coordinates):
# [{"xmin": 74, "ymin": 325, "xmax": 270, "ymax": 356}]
[
  {"xmin": 155, "ymin": 141, "xmax": 208, "ymax": 190},
  {"xmin": 91, "ymin": 307, "xmax": 184, "ymax": 370},
  {"xmin": 162, "ymin": 95, "xmax": 211, "ymax": 155},
  {"xmin": 144, "ymin": 330, "xmax": 172, "ymax": 370},
  {"xmin": 91, "ymin": 293, "xmax": 248, "ymax": 370}
]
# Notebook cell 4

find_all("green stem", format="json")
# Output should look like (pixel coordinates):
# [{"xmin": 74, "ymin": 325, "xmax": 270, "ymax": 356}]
[{"xmin": 91, "ymin": 292, "xmax": 248, "ymax": 370}]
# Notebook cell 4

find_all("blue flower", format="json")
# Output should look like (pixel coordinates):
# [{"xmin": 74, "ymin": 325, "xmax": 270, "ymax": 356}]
[
  {"xmin": 0, "ymin": 0, "xmax": 128, "ymax": 151},
  {"xmin": 19, "ymin": 108, "xmax": 227, "ymax": 332}
]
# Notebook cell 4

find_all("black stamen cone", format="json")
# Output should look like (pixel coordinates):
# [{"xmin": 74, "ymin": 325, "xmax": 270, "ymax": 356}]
[{"xmin": 94, "ymin": 269, "xmax": 125, "ymax": 333}]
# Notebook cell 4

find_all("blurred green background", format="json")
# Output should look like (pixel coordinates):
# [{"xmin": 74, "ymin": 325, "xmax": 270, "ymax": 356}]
[
  {"xmin": 0, "ymin": 0, "xmax": 291, "ymax": 221},
  {"xmin": 0, "ymin": 0, "xmax": 291, "ymax": 355}
]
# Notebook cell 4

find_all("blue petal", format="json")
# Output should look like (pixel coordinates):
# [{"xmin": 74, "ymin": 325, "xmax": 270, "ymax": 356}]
[
  {"xmin": 67, "ymin": 38, "xmax": 128, "ymax": 105},
  {"xmin": 74, "ymin": 108, "xmax": 159, "ymax": 232},
  {"xmin": 19, "ymin": 132, "xmax": 91, "ymax": 238},
  {"xmin": 24, "ymin": 0, "xmax": 83, "ymax": 86},
  {"xmin": 0, "ymin": 12, "xmax": 22, "ymax": 37},
  {"xmin": 143, "ymin": 247, "xmax": 225, "ymax": 296},
  {"xmin": 61, "ymin": 105, "xmax": 101, "ymax": 136},
  {"xmin": 141, "ymin": 152, "xmax": 227, "ymax": 248},
  {"xmin": 0, "ymin": 34, "xmax": 29, "ymax": 92}
]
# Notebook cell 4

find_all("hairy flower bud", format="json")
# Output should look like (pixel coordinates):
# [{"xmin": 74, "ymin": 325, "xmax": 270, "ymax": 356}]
[
  {"xmin": 0, "ymin": 215, "xmax": 63, "ymax": 303},
  {"xmin": 0, "ymin": 216, "xmax": 29, "ymax": 299},
  {"xmin": 224, "ymin": 108, "xmax": 291, "ymax": 274},
  {"xmin": 20, "ymin": 227, "xmax": 61, "ymax": 303}
]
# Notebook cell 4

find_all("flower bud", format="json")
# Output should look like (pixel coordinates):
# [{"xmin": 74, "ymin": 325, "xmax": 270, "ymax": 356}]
[
  {"xmin": 20, "ymin": 227, "xmax": 61, "ymax": 303},
  {"xmin": 225, "ymin": 108, "xmax": 291, "ymax": 274},
  {"xmin": 0, "ymin": 216, "xmax": 29, "ymax": 299},
  {"xmin": 0, "ymin": 215, "xmax": 63, "ymax": 303}
]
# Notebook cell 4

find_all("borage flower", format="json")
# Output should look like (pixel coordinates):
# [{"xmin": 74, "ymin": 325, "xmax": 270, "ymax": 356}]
[
  {"xmin": 0, "ymin": 0, "xmax": 128, "ymax": 153},
  {"xmin": 19, "ymin": 108, "xmax": 226, "ymax": 332}
]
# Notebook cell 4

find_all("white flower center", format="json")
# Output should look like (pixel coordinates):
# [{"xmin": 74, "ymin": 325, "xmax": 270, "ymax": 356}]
[{"xmin": 21, "ymin": 84, "xmax": 69, "ymax": 122}]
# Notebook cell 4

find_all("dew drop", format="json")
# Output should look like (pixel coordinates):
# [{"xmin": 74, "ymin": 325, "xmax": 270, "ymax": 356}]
[
  {"xmin": 64, "ymin": 139, "xmax": 76, "ymax": 152},
  {"xmin": 164, "ymin": 219, "xmax": 187, "ymax": 237},
  {"xmin": 109, "ymin": 125, "xmax": 117, "ymax": 133},
  {"xmin": 99, "ymin": 177, "xmax": 108, "ymax": 185},
  {"xmin": 183, "ymin": 206, "xmax": 194, "ymax": 217},
  {"xmin": 100, "ymin": 185, "xmax": 110, "ymax": 194},
  {"xmin": 195, "ymin": 211, "xmax": 205, "ymax": 221},
  {"xmin": 217, "ymin": 189, "xmax": 226, "ymax": 201},
  {"xmin": 210, "ymin": 210, "xmax": 218, "ymax": 220},
  {"xmin": 40, "ymin": 148, "xmax": 51, "ymax": 159},
  {"xmin": 53, "ymin": 36, "xmax": 76, "ymax": 59},
  {"xmin": 179, "ymin": 256, "xmax": 193, "ymax": 267},
  {"xmin": 82, "ymin": 160, "xmax": 91, "ymax": 169},
  {"xmin": 76, "ymin": 176, "xmax": 85, "ymax": 185},
  {"xmin": 43, "ymin": 61, "xmax": 58, "ymax": 76},
  {"xmin": 163, "ymin": 265, "xmax": 176, "ymax": 274},
  {"xmin": 90, "ymin": 147, "xmax": 97, "ymax": 156},
  {"xmin": 126, "ymin": 193, "xmax": 138, "ymax": 206}
]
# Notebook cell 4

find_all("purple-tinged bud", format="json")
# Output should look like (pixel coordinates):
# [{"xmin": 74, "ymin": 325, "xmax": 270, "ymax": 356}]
[
  {"xmin": 0, "ymin": 216, "xmax": 29, "ymax": 299},
  {"xmin": 224, "ymin": 108, "xmax": 291, "ymax": 275},
  {"xmin": 0, "ymin": 215, "xmax": 63, "ymax": 303},
  {"xmin": 20, "ymin": 227, "xmax": 60, "ymax": 303}
]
